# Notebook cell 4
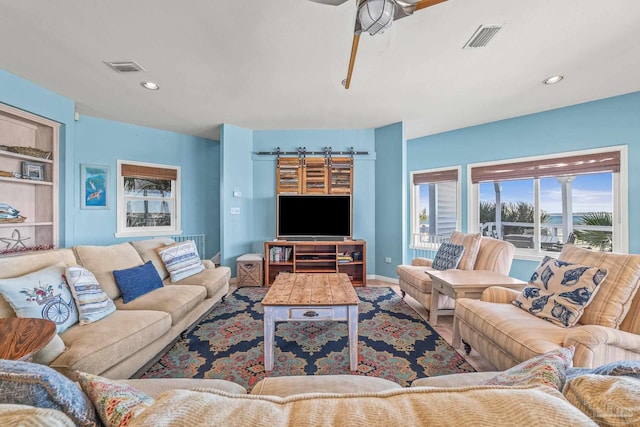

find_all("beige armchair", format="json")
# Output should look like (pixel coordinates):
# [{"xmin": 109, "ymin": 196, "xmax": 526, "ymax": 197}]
[
  {"xmin": 454, "ymin": 244, "xmax": 640, "ymax": 369},
  {"xmin": 396, "ymin": 232, "xmax": 516, "ymax": 316}
]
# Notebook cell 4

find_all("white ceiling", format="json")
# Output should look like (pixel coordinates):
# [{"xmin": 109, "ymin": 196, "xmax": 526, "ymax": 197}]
[{"xmin": 1, "ymin": 0, "xmax": 639, "ymax": 141}]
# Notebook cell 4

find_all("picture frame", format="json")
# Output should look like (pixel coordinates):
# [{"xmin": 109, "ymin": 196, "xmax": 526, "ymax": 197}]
[
  {"xmin": 81, "ymin": 164, "xmax": 109, "ymax": 209},
  {"xmin": 21, "ymin": 161, "xmax": 44, "ymax": 181}
]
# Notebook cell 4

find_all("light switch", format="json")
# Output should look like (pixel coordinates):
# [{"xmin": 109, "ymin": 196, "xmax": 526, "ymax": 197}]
[
  {"xmin": 231, "ymin": 207, "xmax": 240, "ymax": 215},
  {"xmin": 233, "ymin": 191, "xmax": 242, "ymax": 198}
]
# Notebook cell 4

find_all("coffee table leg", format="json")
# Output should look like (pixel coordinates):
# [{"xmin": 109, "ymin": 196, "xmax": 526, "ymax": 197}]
[
  {"xmin": 348, "ymin": 305, "xmax": 358, "ymax": 371},
  {"xmin": 429, "ymin": 287, "xmax": 440, "ymax": 326},
  {"xmin": 264, "ymin": 307, "xmax": 274, "ymax": 371},
  {"xmin": 452, "ymin": 313, "xmax": 462, "ymax": 349}
]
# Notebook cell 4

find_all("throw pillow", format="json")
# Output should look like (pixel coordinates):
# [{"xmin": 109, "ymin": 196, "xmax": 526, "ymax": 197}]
[
  {"xmin": 77, "ymin": 371, "xmax": 154, "ymax": 427},
  {"xmin": 481, "ymin": 346, "xmax": 575, "ymax": 391},
  {"xmin": 431, "ymin": 242, "xmax": 465, "ymax": 270},
  {"xmin": 66, "ymin": 265, "xmax": 116, "ymax": 325},
  {"xmin": 563, "ymin": 375, "xmax": 640, "ymax": 426},
  {"xmin": 449, "ymin": 231, "xmax": 481, "ymax": 270},
  {"xmin": 156, "ymin": 240, "xmax": 204, "ymax": 282},
  {"xmin": 0, "ymin": 262, "xmax": 79, "ymax": 333},
  {"xmin": 112, "ymin": 261, "xmax": 163, "ymax": 304},
  {"xmin": 513, "ymin": 256, "xmax": 608, "ymax": 327},
  {"xmin": 0, "ymin": 359, "xmax": 98, "ymax": 427}
]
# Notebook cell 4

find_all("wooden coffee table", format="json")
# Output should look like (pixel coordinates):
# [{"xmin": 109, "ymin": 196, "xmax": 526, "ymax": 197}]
[
  {"xmin": 262, "ymin": 272, "xmax": 359, "ymax": 371},
  {"xmin": 425, "ymin": 269, "xmax": 526, "ymax": 347},
  {"xmin": 0, "ymin": 317, "xmax": 57, "ymax": 361}
]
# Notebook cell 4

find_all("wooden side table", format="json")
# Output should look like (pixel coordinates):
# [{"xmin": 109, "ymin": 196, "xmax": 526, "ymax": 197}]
[{"xmin": 0, "ymin": 317, "xmax": 57, "ymax": 361}]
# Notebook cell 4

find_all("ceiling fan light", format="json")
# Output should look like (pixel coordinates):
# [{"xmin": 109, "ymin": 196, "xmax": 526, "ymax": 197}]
[{"xmin": 358, "ymin": 0, "xmax": 396, "ymax": 36}]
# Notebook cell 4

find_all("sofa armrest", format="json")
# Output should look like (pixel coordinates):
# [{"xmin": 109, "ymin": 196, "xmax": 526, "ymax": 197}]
[
  {"xmin": 411, "ymin": 257, "xmax": 433, "ymax": 267},
  {"xmin": 480, "ymin": 286, "xmax": 521, "ymax": 303},
  {"xmin": 564, "ymin": 325, "xmax": 640, "ymax": 367},
  {"xmin": 201, "ymin": 259, "xmax": 216, "ymax": 269}
]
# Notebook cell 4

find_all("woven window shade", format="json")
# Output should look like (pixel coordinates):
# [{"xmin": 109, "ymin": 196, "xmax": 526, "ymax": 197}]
[
  {"xmin": 121, "ymin": 164, "xmax": 177, "ymax": 181},
  {"xmin": 471, "ymin": 151, "xmax": 620, "ymax": 183},
  {"xmin": 413, "ymin": 169, "xmax": 459, "ymax": 185}
]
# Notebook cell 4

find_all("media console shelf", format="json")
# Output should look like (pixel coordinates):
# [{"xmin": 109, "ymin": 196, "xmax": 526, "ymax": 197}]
[{"xmin": 264, "ymin": 240, "xmax": 366, "ymax": 286}]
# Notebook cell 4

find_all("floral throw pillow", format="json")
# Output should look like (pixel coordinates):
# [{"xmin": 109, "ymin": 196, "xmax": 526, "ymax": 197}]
[
  {"xmin": 76, "ymin": 371, "xmax": 154, "ymax": 427},
  {"xmin": 513, "ymin": 256, "xmax": 608, "ymax": 327},
  {"xmin": 431, "ymin": 242, "xmax": 465, "ymax": 270},
  {"xmin": 481, "ymin": 346, "xmax": 575, "ymax": 391}
]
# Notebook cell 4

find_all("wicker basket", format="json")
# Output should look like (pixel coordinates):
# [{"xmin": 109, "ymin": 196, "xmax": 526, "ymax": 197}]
[
  {"xmin": 0, "ymin": 216, "xmax": 27, "ymax": 223},
  {"xmin": 5, "ymin": 146, "xmax": 51, "ymax": 159}
]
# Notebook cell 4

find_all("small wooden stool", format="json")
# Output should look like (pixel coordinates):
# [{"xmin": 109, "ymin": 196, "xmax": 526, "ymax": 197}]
[{"xmin": 236, "ymin": 253, "xmax": 264, "ymax": 287}]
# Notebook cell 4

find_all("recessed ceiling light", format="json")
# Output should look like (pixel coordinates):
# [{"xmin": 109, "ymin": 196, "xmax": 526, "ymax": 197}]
[
  {"xmin": 140, "ymin": 81, "xmax": 160, "ymax": 90},
  {"xmin": 543, "ymin": 75, "xmax": 564, "ymax": 85}
]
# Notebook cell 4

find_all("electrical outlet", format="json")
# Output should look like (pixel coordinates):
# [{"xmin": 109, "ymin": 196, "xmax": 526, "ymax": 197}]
[
  {"xmin": 385, "ymin": 257, "xmax": 391, "ymax": 263},
  {"xmin": 230, "ymin": 207, "xmax": 240, "ymax": 215}
]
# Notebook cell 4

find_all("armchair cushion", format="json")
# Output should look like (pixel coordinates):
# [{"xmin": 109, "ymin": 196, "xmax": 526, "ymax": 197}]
[
  {"xmin": 450, "ymin": 231, "xmax": 481, "ymax": 270},
  {"xmin": 431, "ymin": 242, "xmax": 465, "ymax": 270},
  {"xmin": 513, "ymin": 256, "xmax": 608, "ymax": 327}
]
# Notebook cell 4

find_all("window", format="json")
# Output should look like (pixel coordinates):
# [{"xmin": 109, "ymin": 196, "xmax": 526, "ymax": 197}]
[
  {"xmin": 469, "ymin": 147, "xmax": 627, "ymax": 255},
  {"xmin": 116, "ymin": 160, "xmax": 181, "ymax": 237},
  {"xmin": 410, "ymin": 167, "xmax": 461, "ymax": 249}
]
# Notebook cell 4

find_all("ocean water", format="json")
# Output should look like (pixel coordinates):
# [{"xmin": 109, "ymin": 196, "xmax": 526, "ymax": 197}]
[{"xmin": 546, "ymin": 214, "xmax": 586, "ymax": 225}]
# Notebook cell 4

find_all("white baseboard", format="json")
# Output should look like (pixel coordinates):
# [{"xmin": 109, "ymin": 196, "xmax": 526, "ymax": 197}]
[{"xmin": 367, "ymin": 274, "xmax": 399, "ymax": 284}]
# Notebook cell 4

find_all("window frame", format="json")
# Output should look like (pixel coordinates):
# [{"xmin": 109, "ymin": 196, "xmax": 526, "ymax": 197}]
[
  {"xmin": 115, "ymin": 159, "xmax": 182, "ymax": 238},
  {"xmin": 467, "ymin": 146, "xmax": 628, "ymax": 259},
  {"xmin": 410, "ymin": 166, "xmax": 462, "ymax": 250}
]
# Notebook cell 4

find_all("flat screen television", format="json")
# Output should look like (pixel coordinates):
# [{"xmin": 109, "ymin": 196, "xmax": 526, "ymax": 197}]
[{"xmin": 277, "ymin": 194, "xmax": 352, "ymax": 241}]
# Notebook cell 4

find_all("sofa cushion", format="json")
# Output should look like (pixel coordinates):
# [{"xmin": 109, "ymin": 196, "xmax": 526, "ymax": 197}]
[
  {"xmin": 66, "ymin": 265, "xmax": 116, "ymax": 325},
  {"xmin": 122, "ymin": 378, "xmax": 248, "ymax": 397},
  {"xmin": 0, "ymin": 359, "xmax": 98, "ymax": 427},
  {"xmin": 431, "ymin": 242, "xmax": 465, "ymax": 270},
  {"xmin": 32, "ymin": 334, "xmax": 67, "ymax": 365},
  {"xmin": 250, "ymin": 375, "xmax": 402, "ymax": 397},
  {"xmin": 128, "ymin": 386, "xmax": 597, "ymax": 426},
  {"xmin": 164, "ymin": 265, "xmax": 231, "ymax": 299},
  {"xmin": 0, "ymin": 262, "xmax": 79, "ymax": 333},
  {"xmin": 513, "ymin": 256, "xmax": 608, "ymax": 327},
  {"xmin": 411, "ymin": 372, "xmax": 499, "ymax": 387},
  {"xmin": 114, "ymin": 284, "xmax": 206, "ymax": 326},
  {"xmin": 563, "ymin": 375, "xmax": 640, "ymax": 427},
  {"xmin": 77, "ymin": 371, "xmax": 154, "ymax": 427},
  {"xmin": 395, "ymin": 265, "xmax": 435, "ymax": 293},
  {"xmin": 481, "ymin": 346, "xmax": 574, "ymax": 391},
  {"xmin": 449, "ymin": 231, "xmax": 481, "ymax": 270},
  {"xmin": 113, "ymin": 261, "xmax": 163, "ymax": 304},
  {"xmin": 559, "ymin": 244, "xmax": 640, "ymax": 329},
  {"xmin": 74, "ymin": 243, "xmax": 145, "ymax": 300},
  {"xmin": 51, "ymin": 310, "xmax": 171, "ymax": 375},
  {"xmin": 157, "ymin": 240, "xmax": 205, "ymax": 282},
  {"xmin": 130, "ymin": 238, "xmax": 175, "ymax": 281},
  {"xmin": 455, "ymin": 297, "xmax": 569, "ymax": 363}
]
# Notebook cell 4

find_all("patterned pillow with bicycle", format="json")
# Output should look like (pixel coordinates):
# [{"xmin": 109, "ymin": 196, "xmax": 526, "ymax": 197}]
[{"xmin": 0, "ymin": 262, "xmax": 79, "ymax": 333}]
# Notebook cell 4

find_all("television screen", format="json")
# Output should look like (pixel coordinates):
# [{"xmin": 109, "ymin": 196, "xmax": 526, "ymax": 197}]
[{"xmin": 277, "ymin": 194, "xmax": 352, "ymax": 240}]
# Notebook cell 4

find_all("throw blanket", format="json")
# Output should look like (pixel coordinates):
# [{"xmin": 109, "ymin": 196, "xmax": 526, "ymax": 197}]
[{"xmin": 129, "ymin": 386, "xmax": 596, "ymax": 426}]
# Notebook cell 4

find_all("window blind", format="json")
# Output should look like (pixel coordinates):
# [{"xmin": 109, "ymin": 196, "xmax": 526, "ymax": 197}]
[
  {"xmin": 471, "ymin": 151, "xmax": 620, "ymax": 183},
  {"xmin": 121, "ymin": 164, "xmax": 177, "ymax": 181},
  {"xmin": 413, "ymin": 169, "xmax": 459, "ymax": 185}
]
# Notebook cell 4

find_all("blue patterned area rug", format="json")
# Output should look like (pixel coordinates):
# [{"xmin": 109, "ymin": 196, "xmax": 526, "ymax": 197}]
[{"xmin": 140, "ymin": 287, "xmax": 475, "ymax": 391}]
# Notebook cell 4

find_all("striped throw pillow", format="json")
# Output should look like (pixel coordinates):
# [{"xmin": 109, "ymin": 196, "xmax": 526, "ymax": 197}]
[
  {"xmin": 66, "ymin": 266, "xmax": 116, "ymax": 325},
  {"xmin": 157, "ymin": 240, "xmax": 204, "ymax": 282}
]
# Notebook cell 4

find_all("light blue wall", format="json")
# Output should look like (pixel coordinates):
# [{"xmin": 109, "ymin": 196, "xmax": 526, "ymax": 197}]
[
  {"xmin": 375, "ymin": 122, "xmax": 405, "ymax": 279},
  {"xmin": 74, "ymin": 116, "xmax": 221, "ymax": 256},
  {"xmin": 252, "ymin": 129, "xmax": 377, "ymax": 274},
  {"xmin": 0, "ymin": 69, "xmax": 75, "ymax": 246},
  {"xmin": 220, "ymin": 124, "xmax": 254, "ymax": 275},
  {"xmin": 407, "ymin": 91, "xmax": 640, "ymax": 280}
]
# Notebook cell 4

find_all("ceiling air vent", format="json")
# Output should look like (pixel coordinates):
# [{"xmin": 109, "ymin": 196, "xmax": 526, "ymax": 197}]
[
  {"xmin": 463, "ymin": 25, "xmax": 504, "ymax": 49},
  {"xmin": 103, "ymin": 60, "xmax": 146, "ymax": 73}
]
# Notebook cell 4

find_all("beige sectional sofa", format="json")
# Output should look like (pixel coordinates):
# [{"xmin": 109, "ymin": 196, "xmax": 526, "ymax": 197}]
[{"xmin": 0, "ymin": 238, "xmax": 230, "ymax": 379}]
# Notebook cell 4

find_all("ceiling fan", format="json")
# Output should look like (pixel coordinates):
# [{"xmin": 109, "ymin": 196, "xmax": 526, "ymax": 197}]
[{"xmin": 309, "ymin": 0, "xmax": 447, "ymax": 89}]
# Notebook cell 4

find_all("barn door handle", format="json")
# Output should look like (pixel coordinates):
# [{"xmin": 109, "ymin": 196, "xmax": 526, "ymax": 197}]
[{"xmin": 303, "ymin": 311, "xmax": 319, "ymax": 317}]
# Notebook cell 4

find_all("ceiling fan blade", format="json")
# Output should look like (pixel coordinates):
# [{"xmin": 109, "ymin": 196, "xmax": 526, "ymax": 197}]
[
  {"xmin": 307, "ymin": 0, "xmax": 350, "ymax": 5},
  {"xmin": 414, "ymin": 0, "xmax": 447, "ymax": 12},
  {"xmin": 344, "ymin": 33, "xmax": 360, "ymax": 89}
]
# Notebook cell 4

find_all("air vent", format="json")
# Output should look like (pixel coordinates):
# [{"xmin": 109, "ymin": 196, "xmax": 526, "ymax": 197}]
[
  {"xmin": 463, "ymin": 25, "xmax": 504, "ymax": 49},
  {"xmin": 103, "ymin": 60, "xmax": 146, "ymax": 73}
]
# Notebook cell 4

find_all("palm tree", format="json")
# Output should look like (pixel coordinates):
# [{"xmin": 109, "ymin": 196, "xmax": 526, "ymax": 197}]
[{"xmin": 573, "ymin": 212, "xmax": 613, "ymax": 252}]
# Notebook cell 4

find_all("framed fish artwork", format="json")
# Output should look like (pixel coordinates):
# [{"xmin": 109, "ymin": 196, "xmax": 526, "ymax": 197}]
[{"xmin": 81, "ymin": 164, "xmax": 109, "ymax": 209}]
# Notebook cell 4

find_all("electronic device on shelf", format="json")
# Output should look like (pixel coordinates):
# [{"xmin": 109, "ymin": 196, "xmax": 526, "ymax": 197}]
[{"xmin": 276, "ymin": 194, "xmax": 352, "ymax": 241}]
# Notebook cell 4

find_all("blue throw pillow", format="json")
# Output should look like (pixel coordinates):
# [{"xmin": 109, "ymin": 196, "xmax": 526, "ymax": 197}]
[
  {"xmin": 432, "ymin": 242, "xmax": 465, "ymax": 270},
  {"xmin": 112, "ymin": 261, "xmax": 163, "ymax": 303},
  {"xmin": 566, "ymin": 360, "xmax": 640, "ymax": 381},
  {"xmin": 0, "ymin": 359, "xmax": 99, "ymax": 427}
]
